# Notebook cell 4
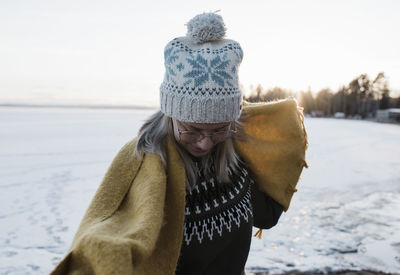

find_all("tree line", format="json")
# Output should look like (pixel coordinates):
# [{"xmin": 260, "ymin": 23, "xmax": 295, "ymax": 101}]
[{"xmin": 244, "ymin": 72, "xmax": 400, "ymax": 118}]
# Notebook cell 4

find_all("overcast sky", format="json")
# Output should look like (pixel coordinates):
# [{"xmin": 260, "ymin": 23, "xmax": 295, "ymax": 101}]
[{"xmin": 1, "ymin": 0, "xmax": 399, "ymax": 106}]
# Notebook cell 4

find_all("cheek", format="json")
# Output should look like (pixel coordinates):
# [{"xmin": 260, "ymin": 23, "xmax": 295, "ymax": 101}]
[{"xmin": 179, "ymin": 141, "xmax": 196, "ymax": 156}]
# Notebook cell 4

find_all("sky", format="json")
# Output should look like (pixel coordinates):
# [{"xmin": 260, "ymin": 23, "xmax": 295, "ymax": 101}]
[{"xmin": 0, "ymin": 0, "xmax": 399, "ymax": 107}]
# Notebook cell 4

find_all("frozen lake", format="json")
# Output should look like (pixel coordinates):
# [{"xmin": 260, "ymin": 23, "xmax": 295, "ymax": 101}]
[{"xmin": 0, "ymin": 107, "xmax": 399, "ymax": 274}]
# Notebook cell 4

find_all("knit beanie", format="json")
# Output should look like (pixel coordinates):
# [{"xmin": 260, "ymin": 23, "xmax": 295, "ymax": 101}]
[{"xmin": 160, "ymin": 12, "xmax": 244, "ymax": 123}]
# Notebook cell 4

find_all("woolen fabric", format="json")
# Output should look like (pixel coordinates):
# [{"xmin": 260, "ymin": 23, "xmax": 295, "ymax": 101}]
[
  {"xmin": 160, "ymin": 12, "xmax": 243, "ymax": 123},
  {"xmin": 51, "ymin": 98, "xmax": 308, "ymax": 275}
]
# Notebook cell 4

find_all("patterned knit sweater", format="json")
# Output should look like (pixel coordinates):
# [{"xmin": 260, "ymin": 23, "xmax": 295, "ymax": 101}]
[{"xmin": 175, "ymin": 161, "xmax": 283, "ymax": 275}]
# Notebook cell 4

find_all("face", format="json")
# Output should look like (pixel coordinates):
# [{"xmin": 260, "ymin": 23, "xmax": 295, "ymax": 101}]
[{"xmin": 172, "ymin": 119, "xmax": 231, "ymax": 157}]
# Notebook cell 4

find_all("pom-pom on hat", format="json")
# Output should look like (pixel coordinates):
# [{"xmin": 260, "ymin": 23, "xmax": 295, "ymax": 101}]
[
  {"xmin": 186, "ymin": 12, "xmax": 226, "ymax": 44},
  {"xmin": 160, "ymin": 12, "xmax": 244, "ymax": 123}
]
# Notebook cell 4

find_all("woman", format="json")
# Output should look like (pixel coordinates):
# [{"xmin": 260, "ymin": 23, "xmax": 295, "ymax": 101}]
[{"xmin": 52, "ymin": 12, "xmax": 308, "ymax": 275}]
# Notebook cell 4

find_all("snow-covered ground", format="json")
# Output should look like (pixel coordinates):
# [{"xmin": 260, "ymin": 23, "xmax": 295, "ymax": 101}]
[{"xmin": 0, "ymin": 107, "xmax": 399, "ymax": 274}]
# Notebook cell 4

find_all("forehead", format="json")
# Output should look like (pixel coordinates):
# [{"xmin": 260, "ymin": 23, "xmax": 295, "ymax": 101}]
[{"xmin": 177, "ymin": 120, "xmax": 230, "ymax": 130}]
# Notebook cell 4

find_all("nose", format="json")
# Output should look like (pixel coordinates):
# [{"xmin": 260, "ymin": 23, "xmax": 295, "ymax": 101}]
[{"xmin": 194, "ymin": 136, "xmax": 214, "ymax": 151}]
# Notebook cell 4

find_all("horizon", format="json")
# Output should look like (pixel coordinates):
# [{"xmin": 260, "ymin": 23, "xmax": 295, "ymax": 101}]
[{"xmin": 1, "ymin": 78, "xmax": 399, "ymax": 108}]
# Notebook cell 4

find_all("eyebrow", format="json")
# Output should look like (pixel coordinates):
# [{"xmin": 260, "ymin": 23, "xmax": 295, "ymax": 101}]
[{"xmin": 183, "ymin": 124, "xmax": 230, "ymax": 131}]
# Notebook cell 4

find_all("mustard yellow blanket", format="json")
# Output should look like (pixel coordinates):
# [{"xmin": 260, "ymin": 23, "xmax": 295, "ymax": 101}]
[{"xmin": 51, "ymin": 98, "xmax": 308, "ymax": 275}]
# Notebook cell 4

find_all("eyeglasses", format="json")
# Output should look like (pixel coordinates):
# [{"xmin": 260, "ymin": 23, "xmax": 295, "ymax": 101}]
[{"xmin": 177, "ymin": 122, "xmax": 237, "ymax": 144}]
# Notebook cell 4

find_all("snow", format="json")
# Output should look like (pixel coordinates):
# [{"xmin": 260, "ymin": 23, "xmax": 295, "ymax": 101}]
[{"xmin": 1, "ymin": 107, "xmax": 399, "ymax": 274}]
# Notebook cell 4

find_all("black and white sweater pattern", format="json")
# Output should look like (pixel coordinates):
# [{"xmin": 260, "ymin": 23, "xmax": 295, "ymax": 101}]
[
  {"xmin": 183, "ymin": 164, "xmax": 253, "ymax": 246},
  {"xmin": 176, "ymin": 160, "xmax": 284, "ymax": 275}
]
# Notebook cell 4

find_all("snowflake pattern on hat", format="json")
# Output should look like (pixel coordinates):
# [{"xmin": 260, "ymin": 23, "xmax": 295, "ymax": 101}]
[{"xmin": 183, "ymin": 54, "xmax": 233, "ymax": 87}]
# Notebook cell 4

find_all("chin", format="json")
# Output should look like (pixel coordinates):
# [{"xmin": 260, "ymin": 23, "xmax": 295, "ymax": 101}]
[{"xmin": 189, "ymin": 149, "xmax": 210, "ymax": 157}]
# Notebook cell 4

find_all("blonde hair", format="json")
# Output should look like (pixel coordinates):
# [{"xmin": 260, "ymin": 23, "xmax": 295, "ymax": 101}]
[{"xmin": 134, "ymin": 111, "xmax": 244, "ymax": 190}]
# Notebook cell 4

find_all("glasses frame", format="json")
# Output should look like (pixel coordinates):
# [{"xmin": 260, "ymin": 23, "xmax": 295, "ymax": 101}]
[{"xmin": 176, "ymin": 122, "xmax": 237, "ymax": 144}]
